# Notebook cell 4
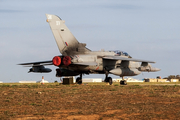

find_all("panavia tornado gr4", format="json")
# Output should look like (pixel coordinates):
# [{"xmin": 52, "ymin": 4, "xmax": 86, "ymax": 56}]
[{"xmin": 19, "ymin": 14, "xmax": 160, "ymax": 85}]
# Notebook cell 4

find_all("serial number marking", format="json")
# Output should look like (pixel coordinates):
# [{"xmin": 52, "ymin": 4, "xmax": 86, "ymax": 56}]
[{"xmin": 56, "ymin": 21, "xmax": 60, "ymax": 25}]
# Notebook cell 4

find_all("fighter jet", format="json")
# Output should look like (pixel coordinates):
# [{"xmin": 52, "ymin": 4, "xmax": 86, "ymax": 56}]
[{"xmin": 19, "ymin": 14, "xmax": 160, "ymax": 85}]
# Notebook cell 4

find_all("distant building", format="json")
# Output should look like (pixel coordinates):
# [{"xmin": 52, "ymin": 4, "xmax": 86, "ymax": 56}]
[
  {"xmin": 116, "ymin": 78, "xmax": 142, "ymax": 82},
  {"xmin": 36, "ymin": 80, "xmax": 49, "ymax": 83},
  {"xmin": 144, "ymin": 78, "xmax": 179, "ymax": 82},
  {"xmin": 36, "ymin": 76, "xmax": 49, "ymax": 83},
  {"xmin": 19, "ymin": 81, "xmax": 36, "ymax": 83},
  {"xmin": 82, "ymin": 78, "xmax": 102, "ymax": 83}
]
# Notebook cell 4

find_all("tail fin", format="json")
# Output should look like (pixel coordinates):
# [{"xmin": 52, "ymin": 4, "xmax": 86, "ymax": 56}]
[{"xmin": 46, "ymin": 14, "xmax": 90, "ymax": 56}]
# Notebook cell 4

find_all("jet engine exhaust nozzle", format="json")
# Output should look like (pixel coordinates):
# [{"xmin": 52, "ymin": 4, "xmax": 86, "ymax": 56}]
[
  {"xmin": 63, "ymin": 56, "xmax": 71, "ymax": 66},
  {"xmin": 52, "ymin": 56, "xmax": 61, "ymax": 66}
]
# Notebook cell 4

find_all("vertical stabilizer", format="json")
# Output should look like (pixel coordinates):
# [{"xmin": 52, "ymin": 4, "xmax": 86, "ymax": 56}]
[{"xmin": 46, "ymin": 14, "xmax": 90, "ymax": 56}]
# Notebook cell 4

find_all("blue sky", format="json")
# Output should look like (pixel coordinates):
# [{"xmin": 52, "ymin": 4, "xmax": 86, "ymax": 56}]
[{"xmin": 0, "ymin": 0, "xmax": 180, "ymax": 82}]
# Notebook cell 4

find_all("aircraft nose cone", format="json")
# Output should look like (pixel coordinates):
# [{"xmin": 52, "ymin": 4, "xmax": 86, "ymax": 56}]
[
  {"xmin": 149, "ymin": 67, "xmax": 161, "ymax": 72},
  {"xmin": 155, "ymin": 68, "xmax": 161, "ymax": 72}
]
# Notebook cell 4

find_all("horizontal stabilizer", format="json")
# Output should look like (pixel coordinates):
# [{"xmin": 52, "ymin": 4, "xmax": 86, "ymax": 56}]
[
  {"xmin": 18, "ymin": 60, "xmax": 52, "ymax": 66},
  {"xmin": 103, "ymin": 56, "xmax": 155, "ymax": 63}
]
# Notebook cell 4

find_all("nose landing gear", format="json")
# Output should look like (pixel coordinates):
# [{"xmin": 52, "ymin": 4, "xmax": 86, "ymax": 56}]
[{"xmin": 120, "ymin": 77, "xmax": 127, "ymax": 85}]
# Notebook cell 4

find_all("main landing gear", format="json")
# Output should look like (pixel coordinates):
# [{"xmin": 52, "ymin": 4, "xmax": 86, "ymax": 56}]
[
  {"xmin": 104, "ymin": 73, "xmax": 113, "ymax": 85},
  {"xmin": 76, "ymin": 74, "xmax": 82, "ymax": 84},
  {"xmin": 120, "ymin": 77, "xmax": 127, "ymax": 85}
]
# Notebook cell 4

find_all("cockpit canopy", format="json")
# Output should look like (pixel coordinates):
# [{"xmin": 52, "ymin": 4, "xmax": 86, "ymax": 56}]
[{"xmin": 110, "ymin": 50, "xmax": 132, "ymax": 58}]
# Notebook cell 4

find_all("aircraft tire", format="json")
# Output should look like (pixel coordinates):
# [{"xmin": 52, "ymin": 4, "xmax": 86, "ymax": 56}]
[
  {"xmin": 124, "ymin": 80, "xmax": 127, "ymax": 85},
  {"xmin": 120, "ymin": 80, "xmax": 127, "ymax": 85},
  {"xmin": 108, "ymin": 77, "xmax": 113, "ymax": 85},
  {"xmin": 105, "ymin": 78, "xmax": 109, "ymax": 82},
  {"xmin": 76, "ymin": 77, "xmax": 82, "ymax": 84},
  {"xmin": 120, "ymin": 80, "xmax": 123, "ymax": 85}
]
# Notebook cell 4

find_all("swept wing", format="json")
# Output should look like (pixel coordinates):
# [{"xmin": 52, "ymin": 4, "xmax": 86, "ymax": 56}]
[
  {"xmin": 18, "ymin": 60, "xmax": 52, "ymax": 66},
  {"xmin": 19, "ymin": 61, "xmax": 97, "ymax": 66},
  {"xmin": 72, "ymin": 62, "xmax": 97, "ymax": 66},
  {"xmin": 103, "ymin": 56, "xmax": 155, "ymax": 63}
]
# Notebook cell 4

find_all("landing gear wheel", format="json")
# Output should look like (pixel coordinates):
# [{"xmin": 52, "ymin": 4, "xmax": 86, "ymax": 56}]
[
  {"xmin": 120, "ymin": 80, "xmax": 123, "ymax": 85},
  {"xmin": 124, "ymin": 80, "xmax": 127, "ymax": 85},
  {"xmin": 76, "ymin": 77, "xmax": 82, "ymax": 84},
  {"xmin": 120, "ymin": 80, "xmax": 127, "ymax": 85},
  {"xmin": 104, "ymin": 78, "xmax": 109, "ymax": 82},
  {"xmin": 108, "ymin": 77, "xmax": 113, "ymax": 85}
]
